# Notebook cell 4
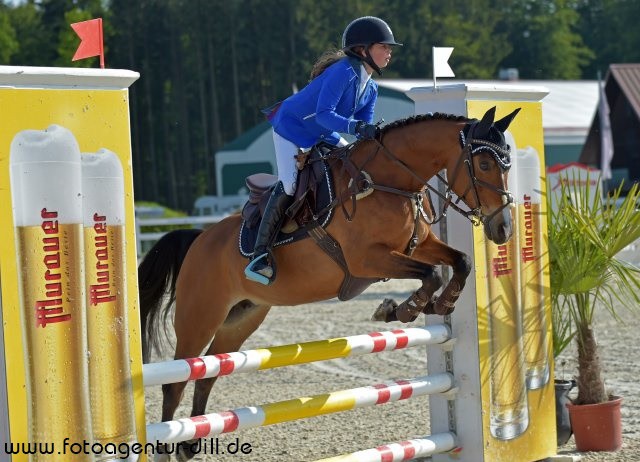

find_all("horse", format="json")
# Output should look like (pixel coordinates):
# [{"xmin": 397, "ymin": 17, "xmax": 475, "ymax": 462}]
[{"xmin": 138, "ymin": 106, "xmax": 520, "ymax": 458}]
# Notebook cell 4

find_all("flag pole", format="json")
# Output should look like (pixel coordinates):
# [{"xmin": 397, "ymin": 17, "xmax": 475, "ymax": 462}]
[
  {"xmin": 98, "ymin": 18, "xmax": 104, "ymax": 69},
  {"xmin": 432, "ymin": 47, "xmax": 437, "ymax": 90}
]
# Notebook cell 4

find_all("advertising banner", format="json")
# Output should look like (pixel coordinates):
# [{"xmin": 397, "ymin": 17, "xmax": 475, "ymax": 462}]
[
  {"xmin": 468, "ymin": 100, "xmax": 555, "ymax": 461},
  {"xmin": 0, "ymin": 66, "xmax": 143, "ymax": 461}
]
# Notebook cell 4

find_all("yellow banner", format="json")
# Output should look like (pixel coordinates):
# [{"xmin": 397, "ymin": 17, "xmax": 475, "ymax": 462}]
[
  {"xmin": 468, "ymin": 100, "xmax": 555, "ymax": 461},
  {"xmin": 0, "ymin": 86, "xmax": 144, "ymax": 461}
]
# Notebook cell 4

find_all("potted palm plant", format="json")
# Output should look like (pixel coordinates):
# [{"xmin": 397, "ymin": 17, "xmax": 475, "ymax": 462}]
[{"xmin": 548, "ymin": 176, "xmax": 640, "ymax": 452}]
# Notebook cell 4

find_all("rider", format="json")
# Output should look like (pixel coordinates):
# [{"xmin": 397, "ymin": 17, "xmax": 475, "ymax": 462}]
[{"xmin": 244, "ymin": 16, "xmax": 402, "ymax": 285}]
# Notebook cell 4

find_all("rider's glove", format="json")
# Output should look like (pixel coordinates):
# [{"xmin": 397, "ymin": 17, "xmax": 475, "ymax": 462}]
[{"xmin": 354, "ymin": 121, "xmax": 379, "ymax": 140}]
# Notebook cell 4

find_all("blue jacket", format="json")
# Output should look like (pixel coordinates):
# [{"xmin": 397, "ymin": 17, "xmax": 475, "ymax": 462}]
[{"xmin": 266, "ymin": 57, "xmax": 377, "ymax": 148}]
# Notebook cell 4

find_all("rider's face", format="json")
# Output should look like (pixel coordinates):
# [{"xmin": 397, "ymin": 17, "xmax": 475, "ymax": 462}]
[{"xmin": 368, "ymin": 43, "xmax": 393, "ymax": 70}]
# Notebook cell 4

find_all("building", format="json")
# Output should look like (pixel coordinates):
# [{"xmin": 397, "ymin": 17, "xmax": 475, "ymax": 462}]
[{"xmin": 579, "ymin": 64, "xmax": 640, "ymax": 192}]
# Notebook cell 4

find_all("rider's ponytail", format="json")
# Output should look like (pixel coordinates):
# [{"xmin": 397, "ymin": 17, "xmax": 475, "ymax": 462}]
[{"xmin": 309, "ymin": 48, "xmax": 347, "ymax": 81}]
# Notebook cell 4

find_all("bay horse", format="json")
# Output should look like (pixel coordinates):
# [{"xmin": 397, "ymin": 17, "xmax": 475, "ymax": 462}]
[{"xmin": 139, "ymin": 106, "xmax": 519, "ymax": 457}]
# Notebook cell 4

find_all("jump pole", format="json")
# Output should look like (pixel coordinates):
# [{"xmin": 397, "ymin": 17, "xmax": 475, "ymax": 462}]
[
  {"xmin": 143, "ymin": 325, "xmax": 450, "ymax": 386},
  {"xmin": 146, "ymin": 373, "xmax": 454, "ymax": 445},
  {"xmin": 311, "ymin": 433, "xmax": 457, "ymax": 462}
]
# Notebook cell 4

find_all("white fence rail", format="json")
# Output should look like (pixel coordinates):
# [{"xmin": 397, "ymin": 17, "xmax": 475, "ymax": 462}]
[
  {"xmin": 135, "ymin": 214, "xmax": 227, "ymax": 258},
  {"xmin": 135, "ymin": 195, "xmax": 248, "ymax": 258}
]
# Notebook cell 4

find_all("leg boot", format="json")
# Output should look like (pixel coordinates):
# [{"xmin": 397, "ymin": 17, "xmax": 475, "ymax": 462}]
[{"xmin": 244, "ymin": 181, "xmax": 293, "ymax": 285}]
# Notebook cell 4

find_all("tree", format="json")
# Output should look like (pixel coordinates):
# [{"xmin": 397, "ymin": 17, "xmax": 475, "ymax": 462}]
[
  {"xmin": 501, "ymin": 0, "xmax": 593, "ymax": 79},
  {"xmin": 4, "ymin": 0, "xmax": 640, "ymax": 212},
  {"xmin": 0, "ymin": 6, "xmax": 18, "ymax": 63},
  {"xmin": 577, "ymin": 0, "xmax": 640, "ymax": 78},
  {"xmin": 430, "ymin": 0, "xmax": 513, "ymax": 79}
]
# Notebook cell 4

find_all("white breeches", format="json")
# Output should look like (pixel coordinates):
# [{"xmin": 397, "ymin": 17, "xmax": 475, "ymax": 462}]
[{"xmin": 272, "ymin": 130, "xmax": 349, "ymax": 196}]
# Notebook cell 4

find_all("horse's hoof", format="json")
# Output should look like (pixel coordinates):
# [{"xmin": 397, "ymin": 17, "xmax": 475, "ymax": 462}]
[
  {"xmin": 175, "ymin": 439, "xmax": 199, "ymax": 461},
  {"xmin": 371, "ymin": 298, "xmax": 398, "ymax": 322}
]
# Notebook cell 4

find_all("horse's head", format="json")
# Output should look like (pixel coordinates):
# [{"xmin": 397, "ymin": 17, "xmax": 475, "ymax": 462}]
[{"xmin": 449, "ymin": 106, "xmax": 520, "ymax": 244}]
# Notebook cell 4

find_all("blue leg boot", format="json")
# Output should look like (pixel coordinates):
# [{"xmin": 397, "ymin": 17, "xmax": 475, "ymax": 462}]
[{"xmin": 244, "ymin": 181, "xmax": 293, "ymax": 285}]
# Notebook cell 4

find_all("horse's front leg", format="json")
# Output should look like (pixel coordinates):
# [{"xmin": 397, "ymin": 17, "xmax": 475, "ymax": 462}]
[
  {"xmin": 368, "ymin": 234, "xmax": 472, "ymax": 321},
  {"xmin": 421, "ymin": 237, "xmax": 472, "ymax": 316},
  {"xmin": 371, "ymin": 265, "xmax": 442, "ymax": 322}
]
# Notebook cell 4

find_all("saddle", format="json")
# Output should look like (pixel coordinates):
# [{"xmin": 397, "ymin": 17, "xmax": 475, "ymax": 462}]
[
  {"xmin": 241, "ymin": 143, "xmax": 332, "ymax": 232},
  {"xmin": 238, "ymin": 142, "xmax": 380, "ymax": 301}
]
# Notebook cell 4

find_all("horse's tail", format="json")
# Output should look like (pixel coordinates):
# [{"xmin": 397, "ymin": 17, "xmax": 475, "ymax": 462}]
[{"xmin": 138, "ymin": 228, "xmax": 202, "ymax": 363}]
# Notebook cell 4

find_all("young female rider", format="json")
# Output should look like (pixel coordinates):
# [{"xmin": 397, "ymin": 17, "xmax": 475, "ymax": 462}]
[{"xmin": 245, "ymin": 16, "xmax": 402, "ymax": 285}]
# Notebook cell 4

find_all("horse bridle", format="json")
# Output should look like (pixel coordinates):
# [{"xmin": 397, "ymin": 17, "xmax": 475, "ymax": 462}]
[{"xmin": 448, "ymin": 123, "xmax": 514, "ymax": 225}]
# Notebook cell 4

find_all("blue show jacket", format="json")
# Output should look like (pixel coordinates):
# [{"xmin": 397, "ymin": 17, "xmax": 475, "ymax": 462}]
[{"xmin": 266, "ymin": 57, "xmax": 377, "ymax": 148}]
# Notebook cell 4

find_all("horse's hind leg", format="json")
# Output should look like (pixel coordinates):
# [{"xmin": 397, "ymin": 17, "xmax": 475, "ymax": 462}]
[
  {"xmin": 191, "ymin": 302, "xmax": 270, "ymax": 417},
  {"xmin": 175, "ymin": 302, "xmax": 271, "ymax": 461}
]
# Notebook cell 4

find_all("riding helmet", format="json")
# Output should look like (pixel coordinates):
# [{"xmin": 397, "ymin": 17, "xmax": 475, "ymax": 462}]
[{"xmin": 342, "ymin": 16, "xmax": 402, "ymax": 49}]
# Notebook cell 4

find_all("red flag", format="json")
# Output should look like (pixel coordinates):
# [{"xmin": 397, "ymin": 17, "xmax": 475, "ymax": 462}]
[{"xmin": 71, "ymin": 18, "xmax": 104, "ymax": 68}]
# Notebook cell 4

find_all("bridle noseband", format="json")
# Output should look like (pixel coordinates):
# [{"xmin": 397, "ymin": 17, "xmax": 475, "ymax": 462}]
[{"xmin": 450, "ymin": 122, "xmax": 514, "ymax": 225}]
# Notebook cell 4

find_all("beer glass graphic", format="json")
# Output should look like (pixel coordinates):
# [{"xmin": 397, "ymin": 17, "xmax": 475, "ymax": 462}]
[
  {"xmin": 10, "ymin": 125, "xmax": 93, "ymax": 461},
  {"xmin": 514, "ymin": 146, "xmax": 549, "ymax": 390},
  {"xmin": 486, "ymin": 239, "xmax": 529, "ymax": 440},
  {"xmin": 82, "ymin": 150, "xmax": 137, "ymax": 456}
]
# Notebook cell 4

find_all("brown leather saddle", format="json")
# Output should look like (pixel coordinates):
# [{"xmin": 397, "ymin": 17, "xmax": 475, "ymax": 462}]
[{"xmin": 239, "ymin": 143, "xmax": 380, "ymax": 301}]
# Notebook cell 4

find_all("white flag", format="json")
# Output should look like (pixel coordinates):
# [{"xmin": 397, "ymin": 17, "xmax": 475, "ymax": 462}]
[
  {"xmin": 598, "ymin": 76, "xmax": 614, "ymax": 181},
  {"xmin": 433, "ymin": 47, "xmax": 455, "ymax": 78}
]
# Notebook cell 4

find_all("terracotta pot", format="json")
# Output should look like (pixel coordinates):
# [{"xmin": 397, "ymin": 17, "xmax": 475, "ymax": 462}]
[
  {"xmin": 567, "ymin": 396, "xmax": 623, "ymax": 452},
  {"xmin": 555, "ymin": 379, "xmax": 575, "ymax": 446}
]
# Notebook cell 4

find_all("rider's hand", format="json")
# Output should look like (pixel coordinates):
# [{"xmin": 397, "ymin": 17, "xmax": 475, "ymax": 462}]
[{"xmin": 354, "ymin": 121, "xmax": 379, "ymax": 140}]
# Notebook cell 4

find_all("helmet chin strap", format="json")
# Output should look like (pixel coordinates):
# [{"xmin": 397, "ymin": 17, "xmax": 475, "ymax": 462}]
[
  {"xmin": 364, "ymin": 47, "xmax": 383, "ymax": 76},
  {"xmin": 345, "ymin": 47, "xmax": 383, "ymax": 76}
]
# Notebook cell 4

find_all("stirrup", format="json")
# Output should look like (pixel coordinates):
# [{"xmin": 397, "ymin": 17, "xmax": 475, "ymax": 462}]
[{"xmin": 244, "ymin": 253, "xmax": 274, "ymax": 285}]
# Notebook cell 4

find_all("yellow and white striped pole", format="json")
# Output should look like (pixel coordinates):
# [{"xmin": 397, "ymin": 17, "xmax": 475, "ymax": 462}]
[
  {"xmin": 143, "ymin": 325, "xmax": 450, "ymax": 387},
  {"xmin": 146, "ymin": 373, "xmax": 454, "ymax": 445},
  {"xmin": 312, "ymin": 433, "xmax": 457, "ymax": 462}
]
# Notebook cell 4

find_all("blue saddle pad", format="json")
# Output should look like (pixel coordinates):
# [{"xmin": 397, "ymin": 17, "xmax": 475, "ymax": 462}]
[{"xmin": 239, "ymin": 159, "xmax": 335, "ymax": 257}]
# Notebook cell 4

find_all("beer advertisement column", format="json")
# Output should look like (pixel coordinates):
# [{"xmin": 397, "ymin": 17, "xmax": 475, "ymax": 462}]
[
  {"xmin": 0, "ymin": 67, "xmax": 143, "ymax": 461},
  {"xmin": 468, "ymin": 99, "xmax": 555, "ymax": 461},
  {"xmin": 407, "ymin": 84, "xmax": 555, "ymax": 462}
]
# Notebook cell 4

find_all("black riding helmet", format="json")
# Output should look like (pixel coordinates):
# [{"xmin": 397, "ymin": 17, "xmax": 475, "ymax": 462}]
[{"xmin": 342, "ymin": 16, "xmax": 402, "ymax": 75}]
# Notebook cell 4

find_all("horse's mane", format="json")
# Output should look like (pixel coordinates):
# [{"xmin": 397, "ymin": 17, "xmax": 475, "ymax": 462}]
[{"xmin": 380, "ymin": 112, "xmax": 470, "ymax": 135}]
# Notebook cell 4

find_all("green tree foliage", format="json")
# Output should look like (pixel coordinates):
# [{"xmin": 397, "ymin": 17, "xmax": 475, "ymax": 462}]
[
  {"xmin": 0, "ymin": 6, "xmax": 18, "ymax": 63},
  {"xmin": 501, "ymin": 0, "xmax": 593, "ymax": 79},
  {"xmin": 0, "ymin": 0, "xmax": 636, "ymax": 210},
  {"xmin": 577, "ymin": 0, "xmax": 640, "ymax": 78}
]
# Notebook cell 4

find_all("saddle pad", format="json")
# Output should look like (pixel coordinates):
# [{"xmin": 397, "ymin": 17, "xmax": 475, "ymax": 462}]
[{"xmin": 239, "ymin": 160, "xmax": 335, "ymax": 257}]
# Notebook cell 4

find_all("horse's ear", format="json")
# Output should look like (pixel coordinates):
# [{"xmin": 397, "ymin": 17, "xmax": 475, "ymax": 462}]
[
  {"xmin": 494, "ymin": 107, "xmax": 521, "ymax": 132},
  {"xmin": 475, "ymin": 106, "xmax": 497, "ymax": 138}
]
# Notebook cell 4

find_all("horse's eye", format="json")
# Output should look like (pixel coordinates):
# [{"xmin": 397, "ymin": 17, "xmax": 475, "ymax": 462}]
[{"xmin": 479, "ymin": 160, "xmax": 490, "ymax": 171}]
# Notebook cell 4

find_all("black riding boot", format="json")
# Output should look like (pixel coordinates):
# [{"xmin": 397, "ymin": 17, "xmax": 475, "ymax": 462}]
[{"xmin": 244, "ymin": 181, "xmax": 293, "ymax": 285}]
